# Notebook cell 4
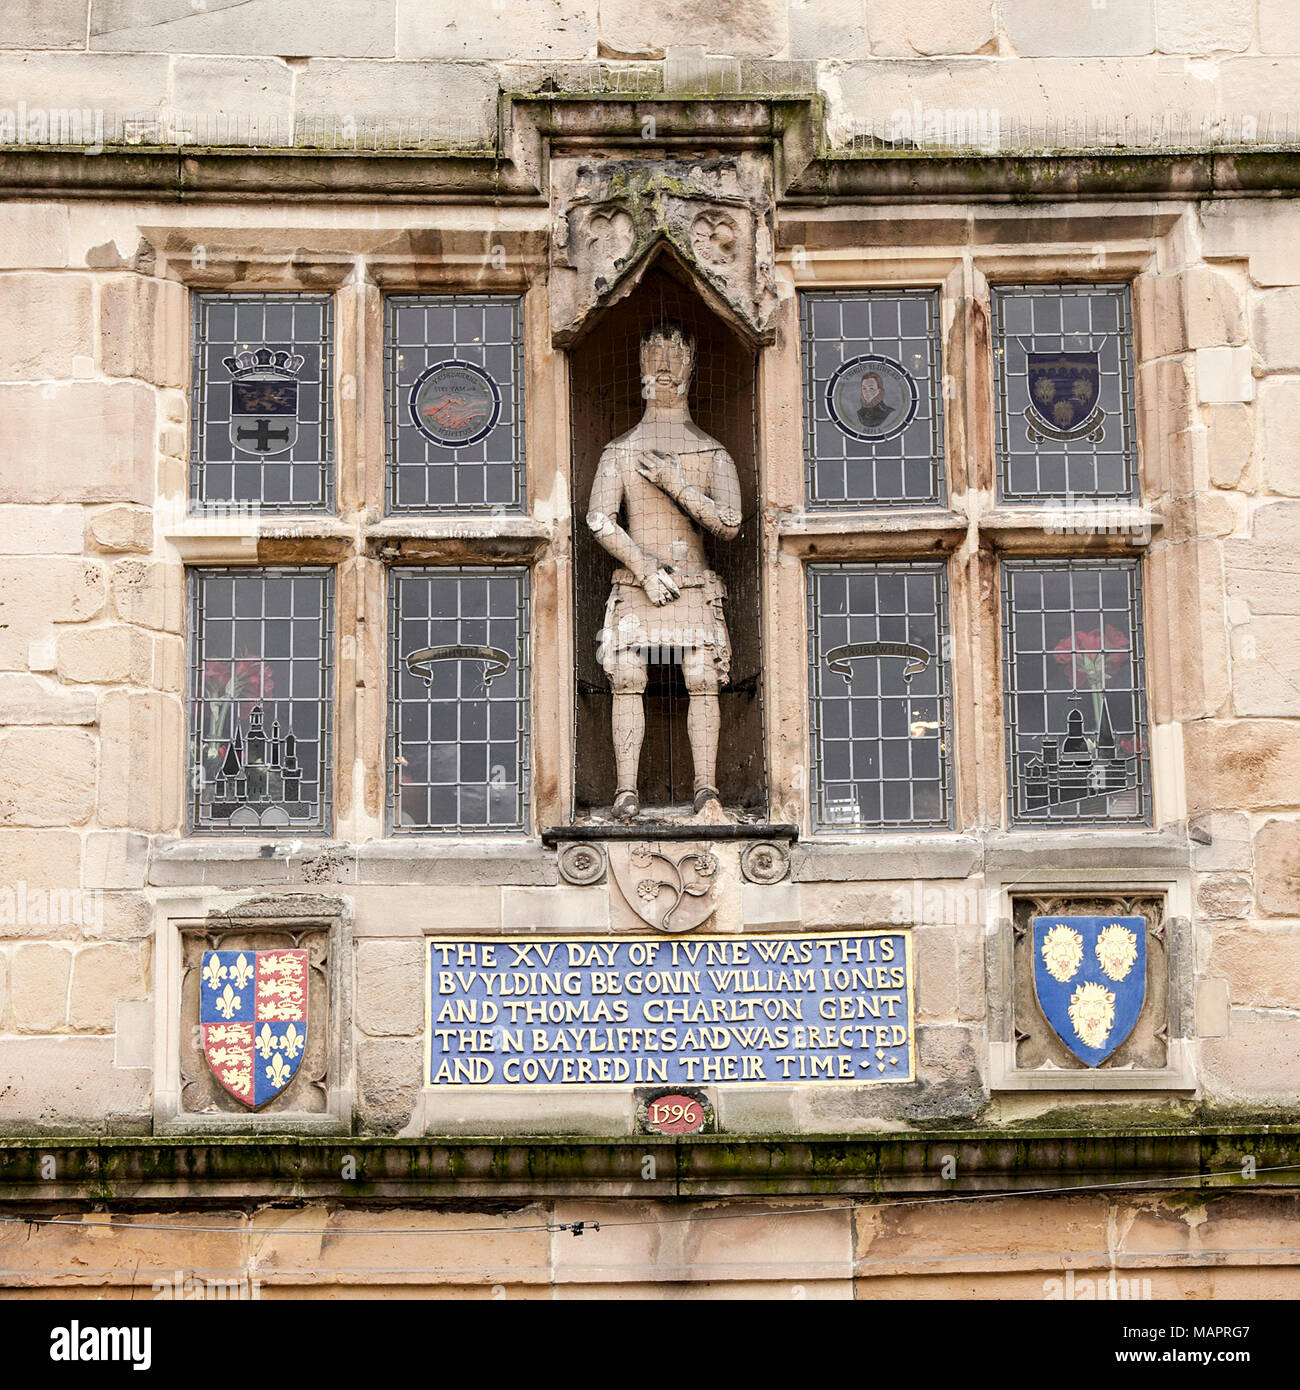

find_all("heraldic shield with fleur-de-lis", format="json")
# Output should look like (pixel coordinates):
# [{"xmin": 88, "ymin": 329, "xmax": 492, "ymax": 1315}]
[
  {"xmin": 1032, "ymin": 916, "xmax": 1146, "ymax": 1067},
  {"xmin": 200, "ymin": 949, "xmax": 308, "ymax": 1107}
]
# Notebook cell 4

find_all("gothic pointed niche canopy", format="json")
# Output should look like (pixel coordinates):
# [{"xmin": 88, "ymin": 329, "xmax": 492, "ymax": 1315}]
[{"xmin": 549, "ymin": 154, "xmax": 779, "ymax": 349}]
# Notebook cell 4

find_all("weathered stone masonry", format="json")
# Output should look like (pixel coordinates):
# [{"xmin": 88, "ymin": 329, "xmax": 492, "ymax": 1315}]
[{"xmin": 2, "ymin": 0, "xmax": 1300, "ymax": 1297}]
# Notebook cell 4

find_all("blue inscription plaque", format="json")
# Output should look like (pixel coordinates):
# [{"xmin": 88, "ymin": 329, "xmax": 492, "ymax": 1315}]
[{"xmin": 425, "ymin": 932, "xmax": 915, "ymax": 1087}]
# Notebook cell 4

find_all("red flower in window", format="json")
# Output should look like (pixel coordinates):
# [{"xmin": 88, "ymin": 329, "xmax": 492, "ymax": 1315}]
[
  {"xmin": 199, "ymin": 652, "xmax": 276, "ymax": 784},
  {"xmin": 203, "ymin": 652, "xmax": 275, "ymax": 703},
  {"xmin": 1051, "ymin": 625, "xmax": 1129, "ymax": 692}
]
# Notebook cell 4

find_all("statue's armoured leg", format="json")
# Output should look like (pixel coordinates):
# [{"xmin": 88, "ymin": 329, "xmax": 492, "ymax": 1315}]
[
  {"xmin": 607, "ymin": 650, "xmax": 648, "ymax": 816},
  {"xmin": 682, "ymin": 648, "xmax": 721, "ymax": 810}
]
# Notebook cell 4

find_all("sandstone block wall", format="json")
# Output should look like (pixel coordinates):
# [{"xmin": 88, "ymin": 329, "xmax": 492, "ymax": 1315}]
[
  {"xmin": 0, "ymin": 1190, "xmax": 1295, "ymax": 1297},
  {"xmin": 0, "ymin": 7, "xmax": 1299, "ymax": 1140},
  {"xmin": 1, "ymin": 2, "xmax": 1300, "ymax": 149}
]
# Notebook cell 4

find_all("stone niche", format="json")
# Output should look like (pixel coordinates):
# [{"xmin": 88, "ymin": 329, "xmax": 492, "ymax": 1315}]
[
  {"xmin": 554, "ymin": 149, "xmax": 778, "ymax": 819},
  {"xmin": 569, "ymin": 260, "xmax": 766, "ymax": 815}
]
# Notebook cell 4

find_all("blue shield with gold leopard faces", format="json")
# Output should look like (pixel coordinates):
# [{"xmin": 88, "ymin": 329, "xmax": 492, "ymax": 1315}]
[
  {"xmin": 199, "ymin": 949, "xmax": 308, "ymax": 1108},
  {"xmin": 1032, "ymin": 916, "xmax": 1145, "ymax": 1067},
  {"xmin": 1025, "ymin": 352, "xmax": 1103, "ymax": 439}
]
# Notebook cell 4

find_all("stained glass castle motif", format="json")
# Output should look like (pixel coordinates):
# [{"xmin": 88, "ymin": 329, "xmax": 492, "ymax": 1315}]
[
  {"xmin": 205, "ymin": 703, "xmax": 307, "ymax": 827},
  {"xmin": 1021, "ymin": 696, "xmax": 1133, "ymax": 812}
]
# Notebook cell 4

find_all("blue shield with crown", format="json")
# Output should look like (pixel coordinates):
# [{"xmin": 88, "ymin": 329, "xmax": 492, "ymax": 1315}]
[
  {"xmin": 225, "ymin": 347, "xmax": 303, "ymax": 457},
  {"xmin": 1032, "ymin": 915, "xmax": 1146, "ymax": 1066}
]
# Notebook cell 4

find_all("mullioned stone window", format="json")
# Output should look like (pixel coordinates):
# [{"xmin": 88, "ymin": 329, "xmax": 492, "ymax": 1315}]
[
  {"xmin": 796, "ymin": 276, "xmax": 1150, "ymax": 832},
  {"xmin": 189, "ymin": 292, "xmax": 334, "ymax": 513},
  {"xmin": 186, "ymin": 567, "xmax": 335, "ymax": 833},
  {"xmin": 384, "ymin": 293, "xmax": 526, "ymax": 514}
]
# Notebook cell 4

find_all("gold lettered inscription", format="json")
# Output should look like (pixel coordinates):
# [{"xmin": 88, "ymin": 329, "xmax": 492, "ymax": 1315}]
[{"xmin": 424, "ymin": 931, "xmax": 915, "ymax": 1088}]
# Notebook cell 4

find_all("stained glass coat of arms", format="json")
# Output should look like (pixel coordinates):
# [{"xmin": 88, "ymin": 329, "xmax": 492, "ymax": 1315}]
[
  {"xmin": 992, "ymin": 284, "xmax": 1138, "ymax": 503},
  {"xmin": 190, "ymin": 293, "xmax": 333, "ymax": 512}
]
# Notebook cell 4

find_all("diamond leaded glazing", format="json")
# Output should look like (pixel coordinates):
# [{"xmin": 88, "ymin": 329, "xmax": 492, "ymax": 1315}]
[
  {"xmin": 1001, "ymin": 559, "xmax": 1150, "ymax": 826},
  {"xmin": 389, "ymin": 567, "xmax": 530, "ymax": 832},
  {"xmin": 190, "ymin": 293, "xmax": 334, "ymax": 513},
  {"xmin": 801, "ymin": 289, "xmax": 945, "ymax": 508},
  {"xmin": 808, "ymin": 562, "xmax": 954, "ymax": 831},
  {"xmin": 188, "ymin": 568, "xmax": 334, "ymax": 833}
]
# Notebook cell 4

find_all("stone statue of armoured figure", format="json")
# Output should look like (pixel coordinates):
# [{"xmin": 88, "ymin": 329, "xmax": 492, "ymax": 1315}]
[{"xmin": 586, "ymin": 321, "xmax": 743, "ymax": 819}]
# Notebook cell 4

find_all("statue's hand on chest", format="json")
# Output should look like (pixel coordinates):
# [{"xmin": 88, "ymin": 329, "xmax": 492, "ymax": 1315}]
[{"xmin": 635, "ymin": 447, "xmax": 706, "ymax": 500}]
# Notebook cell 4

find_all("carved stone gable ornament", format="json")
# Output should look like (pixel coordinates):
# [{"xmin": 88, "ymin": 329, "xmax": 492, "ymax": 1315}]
[{"xmin": 549, "ymin": 155, "xmax": 778, "ymax": 347}]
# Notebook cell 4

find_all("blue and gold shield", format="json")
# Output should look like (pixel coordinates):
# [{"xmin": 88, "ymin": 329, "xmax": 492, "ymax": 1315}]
[
  {"xmin": 1025, "ymin": 352, "xmax": 1103, "ymax": 439},
  {"xmin": 1032, "ymin": 915, "xmax": 1145, "ymax": 1066}
]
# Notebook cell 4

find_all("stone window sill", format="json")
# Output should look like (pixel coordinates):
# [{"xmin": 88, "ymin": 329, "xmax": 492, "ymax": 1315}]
[
  {"xmin": 165, "ymin": 515, "xmax": 554, "ymax": 566},
  {"xmin": 149, "ymin": 836, "xmax": 558, "ymax": 887},
  {"xmin": 983, "ymin": 826, "xmax": 1188, "ymax": 873},
  {"xmin": 778, "ymin": 508, "xmax": 966, "ymax": 558},
  {"xmin": 981, "ymin": 505, "xmax": 1161, "ymax": 554}
]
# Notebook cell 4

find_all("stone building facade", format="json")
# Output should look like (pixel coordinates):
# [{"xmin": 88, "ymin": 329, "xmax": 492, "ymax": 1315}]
[{"xmin": 1, "ymin": 0, "xmax": 1300, "ymax": 1299}]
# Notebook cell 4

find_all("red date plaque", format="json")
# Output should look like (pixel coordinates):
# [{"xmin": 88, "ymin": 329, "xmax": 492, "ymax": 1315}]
[{"xmin": 642, "ymin": 1093, "xmax": 706, "ymax": 1135}]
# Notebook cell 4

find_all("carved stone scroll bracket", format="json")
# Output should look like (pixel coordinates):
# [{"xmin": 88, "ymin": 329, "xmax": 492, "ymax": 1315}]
[{"xmin": 549, "ymin": 154, "xmax": 779, "ymax": 347}]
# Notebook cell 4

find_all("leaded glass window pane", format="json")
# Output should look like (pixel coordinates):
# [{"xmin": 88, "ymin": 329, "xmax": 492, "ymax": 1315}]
[
  {"xmin": 389, "ymin": 567, "xmax": 530, "ymax": 832},
  {"xmin": 385, "ymin": 295, "xmax": 525, "ymax": 514},
  {"xmin": 992, "ymin": 283, "xmax": 1138, "ymax": 503},
  {"xmin": 190, "ymin": 293, "xmax": 333, "ymax": 513},
  {"xmin": 188, "ymin": 568, "xmax": 334, "ymax": 833},
  {"xmin": 808, "ymin": 562, "xmax": 954, "ymax": 831},
  {"xmin": 801, "ymin": 289, "xmax": 946, "ymax": 508},
  {"xmin": 1002, "ymin": 558, "xmax": 1150, "ymax": 826}
]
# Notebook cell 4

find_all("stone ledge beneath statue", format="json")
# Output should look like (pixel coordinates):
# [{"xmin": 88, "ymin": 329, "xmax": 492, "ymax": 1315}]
[{"xmin": 542, "ymin": 822, "xmax": 797, "ymax": 843}]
